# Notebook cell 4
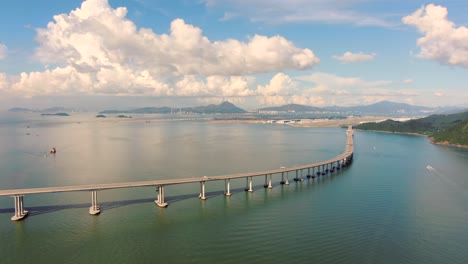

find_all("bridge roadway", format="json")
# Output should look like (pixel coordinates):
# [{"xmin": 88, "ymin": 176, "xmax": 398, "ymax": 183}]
[{"xmin": 0, "ymin": 126, "xmax": 354, "ymax": 221}]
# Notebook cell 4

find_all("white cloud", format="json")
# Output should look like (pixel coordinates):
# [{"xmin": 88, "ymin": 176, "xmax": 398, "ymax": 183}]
[
  {"xmin": 175, "ymin": 75, "xmax": 254, "ymax": 97},
  {"xmin": 332, "ymin": 51, "xmax": 376, "ymax": 64},
  {"xmin": 403, "ymin": 4, "xmax": 468, "ymax": 68},
  {"xmin": 297, "ymin": 72, "xmax": 390, "ymax": 90},
  {"xmin": 256, "ymin": 72, "xmax": 403, "ymax": 107},
  {"xmin": 3, "ymin": 0, "xmax": 318, "ymax": 99},
  {"xmin": 0, "ymin": 73, "xmax": 9, "ymax": 90},
  {"xmin": 293, "ymin": 72, "xmax": 422, "ymax": 106},
  {"xmin": 205, "ymin": 0, "xmax": 393, "ymax": 27},
  {"xmin": 0, "ymin": 43, "xmax": 7, "ymax": 60},
  {"xmin": 219, "ymin": 12, "xmax": 238, "ymax": 21}
]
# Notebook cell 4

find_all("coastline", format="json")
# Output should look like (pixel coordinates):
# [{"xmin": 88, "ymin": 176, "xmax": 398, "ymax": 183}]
[
  {"xmin": 90, "ymin": 115, "xmax": 389, "ymax": 128},
  {"xmin": 354, "ymin": 128, "xmax": 468, "ymax": 149}
]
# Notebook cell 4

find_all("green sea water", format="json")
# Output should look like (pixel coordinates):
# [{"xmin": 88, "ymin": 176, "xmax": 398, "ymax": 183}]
[{"xmin": 0, "ymin": 113, "xmax": 467, "ymax": 263}]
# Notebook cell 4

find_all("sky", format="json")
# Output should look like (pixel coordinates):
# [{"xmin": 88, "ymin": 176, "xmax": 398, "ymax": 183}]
[{"xmin": 0, "ymin": 0, "xmax": 467, "ymax": 111}]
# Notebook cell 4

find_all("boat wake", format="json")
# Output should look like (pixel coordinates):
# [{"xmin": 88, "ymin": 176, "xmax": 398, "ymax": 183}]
[{"xmin": 426, "ymin": 165, "xmax": 467, "ymax": 198}]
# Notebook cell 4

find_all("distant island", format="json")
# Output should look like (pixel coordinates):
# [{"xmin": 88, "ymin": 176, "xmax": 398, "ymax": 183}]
[
  {"xmin": 100, "ymin": 101, "xmax": 247, "ymax": 115},
  {"xmin": 96, "ymin": 114, "xmax": 106, "ymax": 118},
  {"xmin": 41, "ymin": 112, "xmax": 70, "ymax": 116},
  {"xmin": 355, "ymin": 110, "xmax": 468, "ymax": 147}
]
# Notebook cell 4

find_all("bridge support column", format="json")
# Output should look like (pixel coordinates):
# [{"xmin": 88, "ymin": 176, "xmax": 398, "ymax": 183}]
[
  {"xmin": 225, "ymin": 179, "xmax": 231, "ymax": 196},
  {"xmin": 294, "ymin": 170, "xmax": 299, "ymax": 181},
  {"xmin": 248, "ymin": 177, "xmax": 254, "ymax": 192},
  {"xmin": 199, "ymin": 182, "xmax": 207, "ymax": 200},
  {"xmin": 280, "ymin": 172, "xmax": 285, "ymax": 185},
  {"xmin": 264, "ymin": 174, "xmax": 268, "ymax": 188},
  {"xmin": 11, "ymin": 195, "xmax": 28, "ymax": 221},
  {"xmin": 268, "ymin": 174, "xmax": 273, "ymax": 189},
  {"xmin": 155, "ymin": 186, "xmax": 168, "ymax": 207},
  {"xmin": 285, "ymin": 171, "xmax": 289, "ymax": 185},
  {"xmin": 89, "ymin": 190, "xmax": 101, "ymax": 215},
  {"xmin": 307, "ymin": 168, "xmax": 311, "ymax": 179}
]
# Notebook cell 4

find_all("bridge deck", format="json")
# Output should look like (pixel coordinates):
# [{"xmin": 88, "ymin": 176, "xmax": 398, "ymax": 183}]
[{"xmin": 0, "ymin": 128, "xmax": 354, "ymax": 197}]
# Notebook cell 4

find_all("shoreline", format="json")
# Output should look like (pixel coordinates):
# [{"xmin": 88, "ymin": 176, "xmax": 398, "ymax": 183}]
[{"xmin": 354, "ymin": 128, "xmax": 468, "ymax": 149}]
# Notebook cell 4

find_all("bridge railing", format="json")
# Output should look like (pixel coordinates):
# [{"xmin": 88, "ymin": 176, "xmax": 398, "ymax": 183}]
[{"xmin": 0, "ymin": 127, "xmax": 354, "ymax": 221}]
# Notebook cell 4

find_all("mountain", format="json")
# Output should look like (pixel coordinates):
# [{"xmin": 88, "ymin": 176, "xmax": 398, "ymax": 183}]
[
  {"xmin": 41, "ymin": 112, "xmax": 70, "ymax": 116},
  {"xmin": 431, "ymin": 120, "xmax": 468, "ymax": 146},
  {"xmin": 8, "ymin": 107, "xmax": 34, "ymax": 112},
  {"xmin": 184, "ymin": 101, "xmax": 246, "ymax": 114},
  {"xmin": 355, "ymin": 110, "xmax": 468, "ymax": 147},
  {"xmin": 100, "ymin": 107, "xmax": 171, "ymax": 114},
  {"xmin": 8, "ymin": 106, "xmax": 73, "ymax": 113},
  {"xmin": 257, "ymin": 101, "xmax": 460, "ymax": 116},
  {"xmin": 258, "ymin": 104, "xmax": 322, "ymax": 112},
  {"xmin": 323, "ymin": 101, "xmax": 434, "ymax": 115},
  {"xmin": 100, "ymin": 101, "xmax": 247, "ymax": 114}
]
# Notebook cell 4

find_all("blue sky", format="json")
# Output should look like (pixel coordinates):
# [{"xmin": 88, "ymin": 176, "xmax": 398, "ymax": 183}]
[{"xmin": 0, "ymin": 0, "xmax": 467, "ymax": 110}]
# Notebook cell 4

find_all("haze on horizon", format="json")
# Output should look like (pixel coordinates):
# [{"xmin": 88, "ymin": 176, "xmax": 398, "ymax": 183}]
[{"xmin": 0, "ymin": 0, "xmax": 467, "ymax": 111}]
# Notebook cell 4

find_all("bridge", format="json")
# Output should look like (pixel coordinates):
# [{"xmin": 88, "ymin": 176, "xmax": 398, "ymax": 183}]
[{"xmin": 0, "ymin": 126, "xmax": 354, "ymax": 221}]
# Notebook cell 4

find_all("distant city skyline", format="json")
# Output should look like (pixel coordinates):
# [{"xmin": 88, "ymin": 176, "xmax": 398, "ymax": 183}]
[{"xmin": 1, "ymin": 0, "xmax": 467, "ymax": 110}]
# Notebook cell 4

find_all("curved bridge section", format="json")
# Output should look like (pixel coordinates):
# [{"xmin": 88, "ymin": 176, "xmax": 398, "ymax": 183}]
[{"xmin": 0, "ymin": 126, "xmax": 354, "ymax": 221}]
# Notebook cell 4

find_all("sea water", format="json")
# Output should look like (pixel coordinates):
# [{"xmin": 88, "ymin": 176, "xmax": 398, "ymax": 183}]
[{"xmin": 0, "ymin": 113, "xmax": 467, "ymax": 263}]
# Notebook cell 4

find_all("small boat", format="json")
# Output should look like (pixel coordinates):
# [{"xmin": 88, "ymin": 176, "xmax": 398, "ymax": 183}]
[{"xmin": 50, "ymin": 147, "xmax": 57, "ymax": 154}]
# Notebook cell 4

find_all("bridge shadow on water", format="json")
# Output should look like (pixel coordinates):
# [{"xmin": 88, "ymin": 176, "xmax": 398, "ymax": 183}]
[
  {"xmin": 0, "ymin": 186, "xmax": 257, "ymax": 218},
  {"xmin": 0, "ymin": 170, "xmax": 346, "ymax": 219}
]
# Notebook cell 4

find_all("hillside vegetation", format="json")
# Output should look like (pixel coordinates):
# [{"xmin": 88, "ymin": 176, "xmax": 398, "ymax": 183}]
[{"xmin": 355, "ymin": 111, "xmax": 468, "ymax": 147}]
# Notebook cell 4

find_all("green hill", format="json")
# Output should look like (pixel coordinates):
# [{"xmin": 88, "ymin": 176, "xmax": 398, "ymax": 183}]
[
  {"xmin": 355, "ymin": 111, "xmax": 468, "ymax": 147},
  {"xmin": 432, "ymin": 120, "xmax": 468, "ymax": 146},
  {"xmin": 100, "ymin": 101, "xmax": 246, "ymax": 114}
]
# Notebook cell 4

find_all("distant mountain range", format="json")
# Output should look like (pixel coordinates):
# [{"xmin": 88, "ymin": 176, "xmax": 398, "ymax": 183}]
[
  {"xmin": 258, "ymin": 101, "xmax": 463, "ymax": 116},
  {"xmin": 99, "ymin": 101, "xmax": 247, "ymax": 114},
  {"xmin": 258, "ymin": 104, "xmax": 322, "ymax": 113},
  {"xmin": 8, "ymin": 101, "xmax": 466, "ymax": 116},
  {"xmin": 355, "ymin": 110, "xmax": 468, "ymax": 147},
  {"xmin": 8, "ymin": 106, "xmax": 69, "ymax": 113}
]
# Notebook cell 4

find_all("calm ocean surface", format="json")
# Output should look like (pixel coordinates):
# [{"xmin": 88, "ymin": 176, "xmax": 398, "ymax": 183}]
[{"xmin": 0, "ymin": 113, "xmax": 467, "ymax": 264}]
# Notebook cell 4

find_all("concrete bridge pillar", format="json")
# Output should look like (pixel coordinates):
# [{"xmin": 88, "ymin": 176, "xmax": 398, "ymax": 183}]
[
  {"xmin": 248, "ymin": 177, "xmax": 254, "ymax": 192},
  {"xmin": 285, "ymin": 171, "xmax": 290, "ymax": 185},
  {"xmin": 294, "ymin": 170, "xmax": 299, "ymax": 181},
  {"xmin": 155, "ymin": 186, "xmax": 169, "ymax": 207},
  {"xmin": 268, "ymin": 174, "xmax": 273, "ymax": 189},
  {"xmin": 264, "ymin": 174, "xmax": 269, "ymax": 188},
  {"xmin": 199, "ymin": 182, "xmax": 207, "ymax": 200},
  {"xmin": 225, "ymin": 179, "xmax": 231, "ymax": 196},
  {"xmin": 280, "ymin": 172, "xmax": 285, "ymax": 185},
  {"xmin": 89, "ymin": 190, "xmax": 101, "ymax": 215},
  {"xmin": 11, "ymin": 195, "xmax": 28, "ymax": 221}
]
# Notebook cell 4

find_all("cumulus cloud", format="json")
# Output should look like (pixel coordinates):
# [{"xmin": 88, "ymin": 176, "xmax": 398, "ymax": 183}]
[
  {"xmin": 0, "ymin": 43, "xmax": 7, "ymax": 60},
  {"xmin": 298, "ymin": 72, "xmax": 390, "ymax": 90},
  {"xmin": 2, "ymin": 0, "xmax": 318, "ymax": 98},
  {"xmin": 0, "ymin": 73, "xmax": 9, "ymax": 90},
  {"xmin": 332, "ymin": 51, "xmax": 376, "ymax": 64},
  {"xmin": 403, "ymin": 4, "xmax": 468, "ymax": 68},
  {"xmin": 294, "ymin": 72, "xmax": 422, "ymax": 106}
]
